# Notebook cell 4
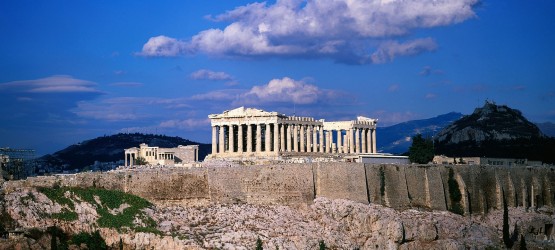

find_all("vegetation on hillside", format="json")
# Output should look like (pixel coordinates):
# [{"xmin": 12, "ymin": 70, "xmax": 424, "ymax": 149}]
[
  {"xmin": 408, "ymin": 134, "xmax": 434, "ymax": 164},
  {"xmin": 37, "ymin": 186, "xmax": 159, "ymax": 234}
]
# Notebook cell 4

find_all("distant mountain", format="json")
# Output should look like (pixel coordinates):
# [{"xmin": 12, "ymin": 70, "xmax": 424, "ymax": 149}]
[
  {"xmin": 377, "ymin": 112, "xmax": 463, "ymax": 154},
  {"xmin": 39, "ymin": 133, "xmax": 211, "ymax": 170},
  {"xmin": 536, "ymin": 122, "xmax": 555, "ymax": 138},
  {"xmin": 435, "ymin": 101, "xmax": 555, "ymax": 163}
]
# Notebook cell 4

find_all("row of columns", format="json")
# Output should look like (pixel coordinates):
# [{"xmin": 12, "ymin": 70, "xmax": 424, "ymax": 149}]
[
  {"xmin": 124, "ymin": 152, "xmax": 136, "ymax": 167},
  {"xmin": 211, "ymin": 123, "xmax": 377, "ymax": 155}
]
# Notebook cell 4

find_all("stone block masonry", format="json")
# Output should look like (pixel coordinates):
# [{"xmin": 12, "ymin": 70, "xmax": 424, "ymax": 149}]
[{"xmin": 3, "ymin": 163, "xmax": 555, "ymax": 215}]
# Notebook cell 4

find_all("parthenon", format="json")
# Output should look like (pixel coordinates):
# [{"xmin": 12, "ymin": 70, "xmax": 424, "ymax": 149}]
[{"xmin": 206, "ymin": 107, "xmax": 377, "ymax": 159}]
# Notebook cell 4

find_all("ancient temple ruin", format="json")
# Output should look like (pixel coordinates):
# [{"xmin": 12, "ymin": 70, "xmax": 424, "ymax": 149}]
[{"xmin": 206, "ymin": 107, "xmax": 377, "ymax": 160}]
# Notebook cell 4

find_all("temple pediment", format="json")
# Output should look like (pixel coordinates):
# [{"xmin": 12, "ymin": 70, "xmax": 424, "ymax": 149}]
[{"xmin": 209, "ymin": 107, "xmax": 283, "ymax": 119}]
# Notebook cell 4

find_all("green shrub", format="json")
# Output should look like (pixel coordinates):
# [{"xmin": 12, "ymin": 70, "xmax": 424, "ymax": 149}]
[
  {"xmin": 447, "ymin": 168, "xmax": 464, "ymax": 215},
  {"xmin": 319, "ymin": 240, "xmax": 327, "ymax": 250},
  {"xmin": 256, "ymin": 237, "xmax": 263, "ymax": 250},
  {"xmin": 37, "ymin": 187, "xmax": 158, "ymax": 233}
]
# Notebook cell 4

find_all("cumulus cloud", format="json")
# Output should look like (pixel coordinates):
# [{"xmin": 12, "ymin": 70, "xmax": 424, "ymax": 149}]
[
  {"xmin": 388, "ymin": 84, "xmax": 399, "ymax": 92},
  {"xmin": 137, "ymin": 35, "xmax": 187, "ymax": 57},
  {"xmin": 190, "ymin": 69, "xmax": 233, "ymax": 81},
  {"xmin": 0, "ymin": 75, "xmax": 102, "ymax": 94},
  {"xmin": 237, "ymin": 77, "xmax": 334, "ymax": 105},
  {"xmin": 139, "ymin": 0, "xmax": 477, "ymax": 63}
]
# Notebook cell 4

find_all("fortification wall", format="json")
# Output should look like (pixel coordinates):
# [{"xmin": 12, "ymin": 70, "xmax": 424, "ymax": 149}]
[{"xmin": 3, "ymin": 163, "xmax": 555, "ymax": 215}]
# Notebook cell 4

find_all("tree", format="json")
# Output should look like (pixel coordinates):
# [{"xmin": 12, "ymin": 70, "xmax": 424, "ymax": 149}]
[
  {"xmin": 256, "ymin": 237, "xmax": 263, "ymax": 250},
  {"xmin": 134, "ymin": 157, "xmax": 148, "ymax": 166},
  {"xmin": 408, "ymin": 134, "xmax": 434, "ymax": 164}
]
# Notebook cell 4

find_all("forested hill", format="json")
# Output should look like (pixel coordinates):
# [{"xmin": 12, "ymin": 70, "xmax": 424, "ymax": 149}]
[{"xmin": 39, "ymin": 133, "xmax": 210, "ymax": 170}]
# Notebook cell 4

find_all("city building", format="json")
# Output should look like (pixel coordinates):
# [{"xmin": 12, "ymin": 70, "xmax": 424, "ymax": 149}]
[
  {"xmin": 206, "ymin": 107, "xmax": 378, "ymax": 160},
  {"xmin": 432, "ymin": 155, "xmax": 543, "ymax": 166},
  {"xmin": 124, "ymin": 143, "xmax": 199, "ymax": 167}
]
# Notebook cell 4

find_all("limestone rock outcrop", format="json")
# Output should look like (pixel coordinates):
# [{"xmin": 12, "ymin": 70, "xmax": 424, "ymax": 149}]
[{"xmin": 3, "ymin": 186, "xmax": 554, "ymax": 249}]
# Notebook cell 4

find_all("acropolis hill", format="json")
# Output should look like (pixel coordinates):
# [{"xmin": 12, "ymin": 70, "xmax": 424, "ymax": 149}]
[{"xmin": 2, "ymin": 107, "xmax": 555, "ymax": 249}]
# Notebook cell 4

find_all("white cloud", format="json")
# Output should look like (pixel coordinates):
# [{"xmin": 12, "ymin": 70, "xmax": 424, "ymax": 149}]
[
  {"xmin": 140, "ymin": 0, "xmax": 477, "ymax": 63},
  {"xmin": 190, "ymin": 69, "xmax": 233, "ymax": 81},
  {"xmin": 137, "ymin": 35, "xmax": 187, "ymax": 57},
  {"xmin": 369, "ymin": 38, "xmax": 438, "ymax": 64},
  {"xmin": 0, "ymin": 75, "xmax": 101, "ymax": 94},
  {"xmin": 159, "ymin": 118, "xmax": 210, "ymax": 130},
  {"xmin": 237, "ymin": 77, "xmax": 332, "ymax": 105},
  {"xmin": 111, "ymin": 82, "xmax": 144, "ymax": 87}
]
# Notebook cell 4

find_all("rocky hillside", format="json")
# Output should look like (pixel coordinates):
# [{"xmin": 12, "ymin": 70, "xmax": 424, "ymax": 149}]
[
  {"xmin": 39, "ymin": 133, "xmax": 210, "ymax": 170},
  {"xmin": 2, "ymin": 186, "xmax": 554, "ymax": 249},
  {"xmin": 435, "ymin": 101, "xmax": 544, "ymax": 144},
  {"xmin": 435, "ymin": 102, "xmax": 555, "ymax": 163},
  {"xmin": 377, "ymin": 112, "xmax": 463, "ymax": 154}
]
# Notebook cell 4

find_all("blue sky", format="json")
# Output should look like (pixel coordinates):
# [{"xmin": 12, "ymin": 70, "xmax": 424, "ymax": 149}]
[{"xmin": 1, "ymin": 0, "xmax": 554, "ymax": 155}]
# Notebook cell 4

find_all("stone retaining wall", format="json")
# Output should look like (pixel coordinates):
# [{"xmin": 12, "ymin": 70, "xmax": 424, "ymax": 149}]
[{"xmin": 3, "ymin": 163, "xmax": 555, "ymax": 215}]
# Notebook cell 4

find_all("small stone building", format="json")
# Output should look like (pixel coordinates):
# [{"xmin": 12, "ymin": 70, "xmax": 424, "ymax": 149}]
[{"xmin": 124, "ymin": 143, "xmax": 199, "ymax": 167}]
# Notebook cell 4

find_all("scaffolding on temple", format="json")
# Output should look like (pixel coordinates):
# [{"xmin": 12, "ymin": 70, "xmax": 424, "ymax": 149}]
[{"xmin": 0, "ymin": 147, "xmax": 36, "ymax": 180}]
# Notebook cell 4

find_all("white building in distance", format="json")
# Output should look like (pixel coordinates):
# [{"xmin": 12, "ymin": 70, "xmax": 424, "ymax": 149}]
[{"xmin": 124, "ymin": 143, "xmax": 199, "ymax": 167}]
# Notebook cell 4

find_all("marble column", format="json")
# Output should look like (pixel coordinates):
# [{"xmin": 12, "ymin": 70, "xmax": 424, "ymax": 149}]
[
  {"xmin": 256, "ymin": 124, "xmax": 262, "ymax": 153},
  {"xmin": 342, "ymin": 134, "xmax": 347, "ymax": 153},
  {"xmin": 366, "ymin": 129, "xmax": 372, "ymax": 153},
  {"xmin": 312, "ymin": 126, "xmax": 318, "ymax": 152},
  {"xmin": 293, "ymin": 125, "xmax": 299, "ymax": 152},
  {"xmin": 300, "ymin": 125, "xmax": 306, "ymax": 152},
  {"xmin": 319, "ymin": 128, "xmax": 324, "ymax": 152},
  {"xmin": 273, "ymin": 123, "xmax": 279, "ymax": 152},
  {"xmin": 361, "ymin": 129, "xmax": 367, "ymax": 153},
  {"xmin": 372, "ymin": 128, "xmax": 377, "ymax": 153},
  {"xmin": 238, "ymin": 124, "xmax": 243, "ymax": 153},
  {"xmin": 355, "ymin": 128, "xmax": 360, "ymax": 153},
  {"xmin": 326, "ymin": 130, "xmax": 332, "ymax": 153},
  {"xmin": 336, "ymin": 130, "xmax": 342, "ymax": 153},
  {"xmin": 219, "ymin": 126, "xmax": 225, "ymax": 153},
  {"xmin": 349, "ymin": 129, "xmax": 355, "ymax": 154},
  {"xmin": 212, "ymin": 126, "xmax": 217, "ymax": 154},
  {"xmin": 287, "ymin": 124, "xmax": 292, "ymax": 152},
  {"xmin": 280, "ymin": 124, "xmax": 285, "ymax": 152},
  {"xmin": 265, "ymin": 124, "xmax": 271, "ymax": 152},
  {"xmin": 247, "ymin": 124, "xmax": 253, "ymax": 153},
  {"xmin": 307, "ymin": 125, "xmax": 312, "ymax": 153},
  {"xmin": 229, "ymin": 124, "xmax": 235, "ymax": 153},
  {"xmin": 125, "ymin": 153, "xmax": 128, "ymax": 167}
]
